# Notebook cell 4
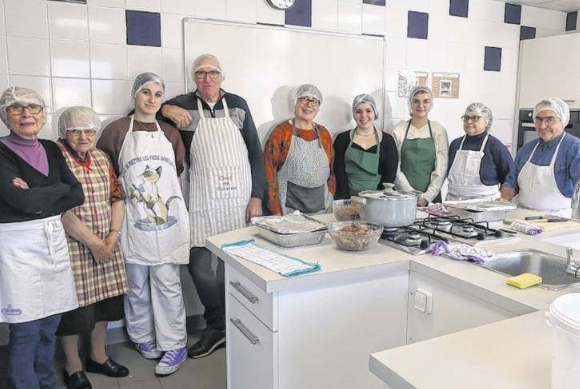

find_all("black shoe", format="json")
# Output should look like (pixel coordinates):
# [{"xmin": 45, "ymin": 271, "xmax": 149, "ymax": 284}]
[
  {"xmin": 188, "ymin": 329, "xmax": 226, "ymax": 359},
  {"xmin": 85, "ymin": 358, "xmax": 130, "ymax": 378},
  {"xmin": 63, "ymin": 370, "xmax": 92, "ymax": 389}
]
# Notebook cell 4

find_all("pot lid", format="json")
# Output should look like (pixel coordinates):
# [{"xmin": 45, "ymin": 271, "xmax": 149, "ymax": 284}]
[{"xmin": 358, "ymin": 189, "xmax": 417, "ymax": 200}]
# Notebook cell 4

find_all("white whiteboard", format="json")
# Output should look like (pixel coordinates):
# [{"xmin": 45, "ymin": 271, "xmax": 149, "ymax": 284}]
[{"xmin": 183, "ymin": 19, "xmax": 385, "ymax": 143}]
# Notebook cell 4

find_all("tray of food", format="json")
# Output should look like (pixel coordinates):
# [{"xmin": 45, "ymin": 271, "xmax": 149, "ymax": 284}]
[
  {"xmin": 444, "ymin": 199, "xmax": 516, "ymax": 222},
  {"xmin": 252, "ymin": 213, "xmax": 326, "ymax": 234},
  {"xmin": 255, "ymin": 226, "xmax": 326, "ymax": 248}
]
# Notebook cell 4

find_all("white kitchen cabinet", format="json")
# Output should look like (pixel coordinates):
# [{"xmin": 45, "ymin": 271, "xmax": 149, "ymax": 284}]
[
  {"xmin": 406, "ymin": 271, "xmax": 518, "ymax": 344},
  {"xmin": 517, "ymin": 33, "xmax": 580, "ymax": 109}
]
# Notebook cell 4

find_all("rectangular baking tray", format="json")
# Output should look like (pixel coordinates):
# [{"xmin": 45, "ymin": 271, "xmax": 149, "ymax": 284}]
[
  {"xmin": 256, "ymin": 226, "xmax": 326, "ymax": 248},
  {"xmin": 444, "ymin": 200, "xmax": 516, "ymax": 222}
]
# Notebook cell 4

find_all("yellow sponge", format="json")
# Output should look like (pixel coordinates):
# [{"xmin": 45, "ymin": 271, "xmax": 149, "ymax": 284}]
[{"xmin": 506, "ymin": 273, "xmax": 542, "ymax": 289}]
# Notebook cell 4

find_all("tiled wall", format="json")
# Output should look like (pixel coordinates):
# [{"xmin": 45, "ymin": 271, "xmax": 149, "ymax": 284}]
[{"xmin": 0, "ymin": 0, "xmax": 572, "ymax": 147}]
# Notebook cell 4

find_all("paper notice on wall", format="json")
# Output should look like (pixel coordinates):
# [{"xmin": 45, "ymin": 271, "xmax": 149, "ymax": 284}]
[
  {"xmin": 398, "ymin": 71, "xmax": 428, "ymax": 98},
  {"xmin": 432, "ymin": 72, "xmax": 460, "ymax": 99}
]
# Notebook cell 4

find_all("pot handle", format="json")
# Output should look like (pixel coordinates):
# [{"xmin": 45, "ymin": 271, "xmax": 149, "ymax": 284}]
[{"xmin": 351, "ymin": 196, "xmax": 366, "ymax": 205}]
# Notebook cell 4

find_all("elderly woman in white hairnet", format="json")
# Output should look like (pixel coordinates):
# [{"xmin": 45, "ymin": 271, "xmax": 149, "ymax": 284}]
[
  {"xmin": 502, "ymin": 98, "xmax": 580, "ymax": 216},
  {"xmin": 264, "ymin": 83, "xmax": 336, "ymax": 215},
  {"xmin": 0, "ymin": 87, "xmax": 83, "ymax": 389},
  {"xmin": 55, "ymin": 106, "xmax": 129, "ymax": 388},
  {"xmin": 446, "ymin": 103, "xmax": 515, "ymax": 201},
  {"xmin": 97, "ymin": 72, "xmax": 189, "ymax": 376},
  {"xmin": 391, "ymin": 85, "xmax": 449, "ymax": 206}
]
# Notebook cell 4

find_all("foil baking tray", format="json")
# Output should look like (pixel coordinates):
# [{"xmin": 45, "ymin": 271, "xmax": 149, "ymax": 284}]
[
  {"xmin": 256, "ymin": 226, "xmax": 326, "ymax": 248},
  {"xmin": 444, "ymin": 200, "xmax": 517, "ymax": 222}
]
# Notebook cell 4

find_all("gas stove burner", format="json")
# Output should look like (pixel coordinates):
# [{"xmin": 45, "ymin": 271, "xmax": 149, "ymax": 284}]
[
  {"xmin": 428, "ymin": 218, "xmax": 451, "ymax": 227},
  {"xmin": 404, "ymin": 237, "xmax": 422, "ymax": 246},
  {"xmin": 462, "ymin": 226, "xmax": 475, "ymax": 233},
  {"xmin": 408, "ymin": 232, "xmax": 421, "ymax": 240},
  {"xmin": 382, "ymin": 228, "xmax": 398, "ymax": 238}
]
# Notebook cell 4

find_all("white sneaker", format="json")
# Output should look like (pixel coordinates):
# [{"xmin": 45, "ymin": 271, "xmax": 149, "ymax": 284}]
[
  {"xmin": 155, "ymin": 347, "xmax": 187, "ymax": 376},
  {"xmin": 135, "ymin": 340, "xmax": 162, "ymax": 359}
]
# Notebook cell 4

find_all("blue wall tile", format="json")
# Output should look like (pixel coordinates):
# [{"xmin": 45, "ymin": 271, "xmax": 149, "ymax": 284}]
[
  {"xmin": 520, "ymin": 26, "xmax": 536, "ymax": 40},
  {"xmin": 484, "ymin": 46, "xmax": 502, "ymax": 71},
  {"xmin": 286, "ymin": 0, "xmax": 312, "ymax": 28},
  {"xmin": 363, "ymin": 0, "xmax": 386, "ymax": 5},
  {"xmin": 566, "ymin": 12, "xmax": 578, "ymax": 31},
  {"xmin": 504, "ymin": 3, "xmax": 521, "ymax": 25},
  {"xmin": 408, "ymin": 11, "xmax": 429, "ymax": 40},
  {"xmin": 126, "ymin": 10, "xmax": 161, "ymax": 47},
  {"xmin": 449, "ymin": 0, "xmax": 469, "ymax": 18}
]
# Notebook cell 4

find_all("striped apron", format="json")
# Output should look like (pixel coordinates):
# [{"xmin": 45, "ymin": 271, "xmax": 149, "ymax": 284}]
[
  {"xmin": 58, "ymin": 143, "xmax": 128, "ymax": 307},
  {"xmin": 189, "ymin": 98, "xmax": 252, "ymax": 247}
]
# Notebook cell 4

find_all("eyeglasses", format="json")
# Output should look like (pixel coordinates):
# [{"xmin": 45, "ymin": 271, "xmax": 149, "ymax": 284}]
[
  {"xmin": 534, "ymin": 116, "xmax": 558, "ymax": 125},
  {"xmin": 194, "ymin": 70, "xmax": 221, "ymax": 79},
  {"xmin": 461, "ymin": 115, "xmax": 482, "ymax": 123},
  {"xmin": 298, "ymin": 97, "xmax": 320, "ymax": 107},
  {"xmin": 68, "ymin": 129, "xmax": 97, "ymax": 137},
  {"xmin": 7, "ymin": 104, "xmax": 43, "ymax": 115}
]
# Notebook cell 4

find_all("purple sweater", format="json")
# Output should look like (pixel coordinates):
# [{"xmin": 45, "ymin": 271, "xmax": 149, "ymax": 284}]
[{"xmin": 0, "ymin": 132, "xmax": 49, "ymax": 176}]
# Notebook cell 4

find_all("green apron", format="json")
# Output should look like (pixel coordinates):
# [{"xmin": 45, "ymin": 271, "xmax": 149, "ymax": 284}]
[
  {"xmin": 400, "ymin": 120, "xmax": 436, "ymax": 192},
  {"xmin": 344, "ymin": 128, "xmax": 381, "ymax": 195}
]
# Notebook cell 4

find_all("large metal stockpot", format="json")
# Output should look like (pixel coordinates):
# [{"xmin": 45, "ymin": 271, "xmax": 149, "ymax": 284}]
[{"xmin": 351, "ymin": 189, "xmax": 418, "ymax": 227}]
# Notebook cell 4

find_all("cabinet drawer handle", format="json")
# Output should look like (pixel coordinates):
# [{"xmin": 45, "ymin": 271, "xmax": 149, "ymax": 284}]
[
  {"xmin": 229, "ymin": 281, "xmax": 259, "ymax": 304},
  {"xmin": 230, "ymin": 318, "xmax": 259, "ymax": 345}
]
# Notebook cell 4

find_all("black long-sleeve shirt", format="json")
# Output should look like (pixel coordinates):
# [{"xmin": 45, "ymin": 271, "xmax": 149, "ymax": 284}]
[
  {"xmin": 0, "ymin": 140, "xmax": 84, "ymax": 223},
  {"xmin": 333, "ymin": 130, "xmax": 399, "ymax": 200},
  {"xmin": 160, "ymin": 89, "xmax": 266, "ymax": 199}
]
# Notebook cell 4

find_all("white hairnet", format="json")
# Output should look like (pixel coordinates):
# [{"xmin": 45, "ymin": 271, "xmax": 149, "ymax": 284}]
[
  {"xmin": 464, "ymin": 102, "xmax": 493, "ymax": 131},
  {"xmin": 191, "ymin": 54, "xmax": 224, "ymax": 80},
  {"xmin": 352, "ymin": 94, "xmax": 378, "ymax": 119},
  {"xmin": 407, "ymin": 85, "xmax": 434, "ymax": 115},
  {"xmin": 294, "ymin": 84, "xmax": 323, "ymax": 105},
  {"xmin": 58, "ymin": 106, "xmax": 100, "ymax": 139},
  {"xmin": 533, "ymin": 98, "xmax": 570, "ymax": 127},
  {"xmin": 132, "ymin": 72, "xmax": 165, "ymax": 99},
  {"xmin": 0, "ymin": 87, "xmax": 46, "ymax": 126}
]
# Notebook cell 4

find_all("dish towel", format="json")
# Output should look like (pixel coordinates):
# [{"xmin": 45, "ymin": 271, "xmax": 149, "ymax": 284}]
[
  {"xmin": 221, "ymin": 239, "xmax": 321, "ymax": 277},
  {"xmin": 429, "ymin": 241, "xmax": 494, "ymax": 263},
  {"xmin": 507, "ymin": 220, "xmax": 544, "ymax": 235}
]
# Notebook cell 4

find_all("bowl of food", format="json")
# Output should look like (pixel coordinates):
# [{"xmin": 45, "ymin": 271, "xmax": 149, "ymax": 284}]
[
  {"xmin": 332, "ymin": 199, "xmax": 361, "ymax": 221},
  {"xmin": 327, "ymin": 221, "xmax": 383, "ymax": 251}
]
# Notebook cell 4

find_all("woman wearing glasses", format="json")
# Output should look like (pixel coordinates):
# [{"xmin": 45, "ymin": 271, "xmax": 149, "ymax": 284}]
[
  {"xmin": 264, "ymin": 84, "xmax": 336, "ymax": 215},
  {"xmin": 391, "ymin": 86, "xmax": 448, "ymax": 206},
  {"xmin": 55, "ymin": 106, "xmax": 129, "ymax": 389},
  {"xmin": 446, "ymin": 103, "xmax": 514, "ymax": 201},
  {"xmin": 0, "ymin": 87, "xmax": 84, "ymax": 389}
]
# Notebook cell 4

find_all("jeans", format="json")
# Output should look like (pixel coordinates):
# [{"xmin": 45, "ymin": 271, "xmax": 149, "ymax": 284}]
[
  {"xmin": 187, "ymin": 247, "xmax": 225, "ymax": 331},
  {"xmin": 9, "ymin": 314, "xmax": 62, "ymax": 389}
]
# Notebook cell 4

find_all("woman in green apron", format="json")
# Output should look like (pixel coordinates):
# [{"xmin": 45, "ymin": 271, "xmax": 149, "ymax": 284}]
[
  {"xmin": 334, "ymin": 94, "xmax": 398, "ymax": 199},
  {"xmin": 391, "ymin": 86, "xmax": 449, "ymax": 206}
]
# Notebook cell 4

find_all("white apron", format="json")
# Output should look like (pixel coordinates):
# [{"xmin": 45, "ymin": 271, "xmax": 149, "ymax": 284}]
[
  {"xmin": 118, "ymin": 117, "xmax": 190, "ymax": 265},
  {"xmin": 446, "ymin": 134, "xmax": 500, "ymax": 201},
  {"xmin": 0, "ymin": 216, "xmax": 78, "ymax": 323},
  {"xmin": 189, "ymin": 98, "xmax": 252, "ymax": 247},
  {"xmin": 517, "ymin": 134, "xmax": 572, "ymax": 216}
]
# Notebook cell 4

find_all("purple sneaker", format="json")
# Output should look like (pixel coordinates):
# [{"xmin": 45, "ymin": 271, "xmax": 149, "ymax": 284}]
[
  {"xmin": 155, "ymin": 347, "xmax": 187, "ymax": 375},
  {"xmin": 136, "ymin": 340, "xmax": 162, "ymax": 359}
]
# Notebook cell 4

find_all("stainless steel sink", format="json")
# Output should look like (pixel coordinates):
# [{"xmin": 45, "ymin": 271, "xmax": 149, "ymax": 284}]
[{"xmin": 479, "ymin": 249, "xmax": 580, "ymax": 290}]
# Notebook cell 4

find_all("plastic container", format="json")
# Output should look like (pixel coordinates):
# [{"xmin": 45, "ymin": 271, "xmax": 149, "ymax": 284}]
[
  {"xmin": 546, "ymin": 293, "xmax": 580, "ymax": 389},
  {"xmin": 332, "ymin": 199, "xmax": 361, "ymax": 221},
  {"xmin": 327, "ymin": 221, "xmax": 383, "ymax": 251}
]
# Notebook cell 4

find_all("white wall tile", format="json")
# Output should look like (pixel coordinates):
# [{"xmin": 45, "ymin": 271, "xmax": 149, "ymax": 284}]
[
  {"xmin": 385, "ymin": 91, "xmax": 408, "ymax": 121},
  {"xmin": 486, "ymin": 0, "xmax": 505, "ymax": 24},
  {"xmin": 87, "ymin": 0, "xmax": 125, "ymax": 8},
  {"xmin": 0, "ymin": 36, "xmax": 6, "ymax": 74},
  {"xmin": 39, "ymin": 113, "xmax": 56, "ymax": 141},
  {"xmin": 50, "ymin": 40, "xmax": 90, "ymax": 78},
  {"xmin": 446, "ymin": 42, "xmax": 466, "ymax": 71},
  {"xmin": 165, "ymin": 81, "xmax": 185, "ymax": 101},
  {"xmin": 386, "ymin": 7, "xmax": 407, "ymax": 38},
  {"xmin": 362, "ymin": 4, "xmax": 385, "ymax": 36},
  {"xmin": 465, "ymin": 44, "xmax": 485, "ymax": 71},
  {"xmin": 52, "ymin": 78, "xmax": 91, "ymax": 112},
  {"xmin": 5, "ymin": 0, "xmax": 48, "ymax": 39},
  {"xmin": 126, "ymin": 0, "xmax": 161, "ymax": 12},
  {"xmin": 0, "ymin": 0, "xmax": 5, "ymax": 36},
  {"xmin": 386, "ymin": 0, "xmax": 408, "ymax": 11},
  {"xmin": 428, "ymin": 15, "xmax": 449, "ymax": 42},
  {"xmin": 196, "ymin": 0, "xmax": 226, "ymax": 20},
  {"xmin": 501, "ymin": 47, "xmax": 519, "ymax": 73},
  {"xmin": 312, "ymin": 0, "xmax": 338, "ymax": 31},
  {"xmin": 468, "ymin": 0, "xmax": 487, "ymax": 21},
  {"xmin": 429, "ymin": 0, "xmax": 449, "ymax": 16},
  {"xmin": 161, "ymin": 13, "xmax": 184, "ymax": 49},
  {"xmin": 226, "ymin": 0, "xmax": 257, "ymax": 24},
  {"xmin": 162, "ymin": 0, "xmax": 196, "ymax": 15},
  {"xmin": 385, "ymin": 64, "xmax": 400, "ymax": 92},
  {"xmin": 128, "ymin": 46, "xmax": 163, "ymax": 80},
  {"xmin": 90, "ymin": 43, "xmax": 127, "ymax": 79},
  {"xmin": 493, "ymin": 23, "xmax": 519, "ymax": 50},
  {"xmin": 163, "ymin": 48, "xmax": 184, "ymax": 83},
  {"xmin": 256, "ymin": 0, "xmax": 285, "ymax": 25},
  {"xmin": 9, "ymin": 75, "xmax": 53, "ymax": 113},
  {"xmin": 426, "ymin": 40, "xmax": 447, "ymax": 67},
  {"xmin": 88, "ymin": 6, "xmax": 126, "ymax": 45},
  {"xmin": 337, "ymin": 1, "xmax": 362, "ymax": 34},
  {"xmin": 48, "ymin": 2, "xmax": 89, "ymax": 41},
  {"xmin": 489, "ymin": 119, "xmax": 514, "ymax": 146},
  {"xmin": 385, "ymin": 36, "xmax": 406, "ymax": 66},
  {"xmin": 406, "ymin": 0, "xmax": 430, "ymax": 13},
  {"xmin": 7, "ymin": 37, "xmax": 51, "ymax": 76},
  {"xmin": 92, "ymin": 79, "xmax": 133, "ymax": 114},
  {"xmin": 447, "ymin": 17, "xmax": 469, "ymax": 44},
  {"xmin": 406, "ymin": 39, "xmax": 428, "ymax": 67}
]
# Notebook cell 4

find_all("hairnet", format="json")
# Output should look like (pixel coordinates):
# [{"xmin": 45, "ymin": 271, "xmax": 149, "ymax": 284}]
[
  {"xmin": 191, "ymin": 54, "xmax": 224, "ymax": 80},
  {"xmin": 0, "ymin": 87, "xmax": 46, "ymax": 126},
  {"xmin": 132, "ymin": 72, "xmax": 165, "ymax": 99},
  {"xmin": 352, "ymin": 94, "xmax": 378, "ymax": 119},
  {"xmin": 58, "ymin": 106, "xmax": 100, "ymax": 139},
  {"xmin": 294, "ymin": 84, "xmax": 323, "ymax": 105},
  {"xmin": 407, "ymin": 85, "xmax": 434, "ymax": 115},
  {"xmin": 533, "ymin": 98, "xmax": 570, "ymax": 128},
  {"xmin": 464, "ymin": 102, "xmax": 493, "ymax": 130}
]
